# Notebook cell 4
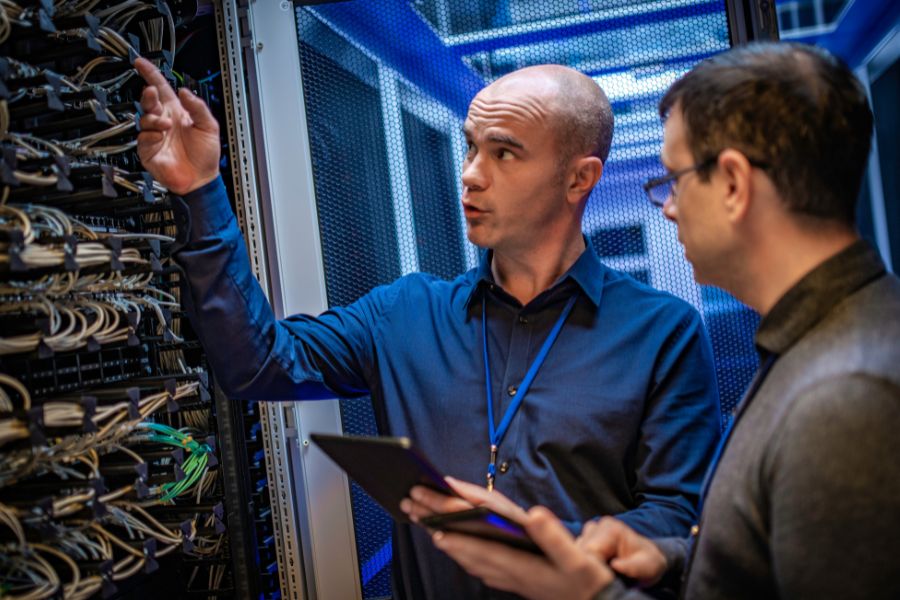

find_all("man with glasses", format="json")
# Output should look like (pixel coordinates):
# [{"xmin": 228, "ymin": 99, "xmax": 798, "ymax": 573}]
[
  {"xmin": 133, "ymin": 58, "xmax": 722, "ymax": 599},
  {"xmin": 422, "ymin": 42, "xmax": 900, "ymax": 599}
]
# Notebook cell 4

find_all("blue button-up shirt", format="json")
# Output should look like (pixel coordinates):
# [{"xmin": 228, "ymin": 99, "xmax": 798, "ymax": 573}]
[{"xmin": 176, "ymin": 177, "xmax": 721, "ymax": 599}]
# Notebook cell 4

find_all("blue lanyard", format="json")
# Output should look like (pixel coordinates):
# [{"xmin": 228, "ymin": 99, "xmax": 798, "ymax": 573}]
[{"xmin": 482, "ymin": 291, "xmax": 578, "ymax": 490}]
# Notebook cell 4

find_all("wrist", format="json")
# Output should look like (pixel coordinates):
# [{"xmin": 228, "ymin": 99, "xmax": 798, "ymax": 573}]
[{"xmin": 173, "ymin": 172, "xmax": 220, "ymax": 196}]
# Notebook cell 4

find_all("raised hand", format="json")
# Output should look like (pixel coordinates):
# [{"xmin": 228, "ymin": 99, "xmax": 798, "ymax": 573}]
[
  {"xmin": 577, "ymin": 516, "xmax": 668, "ymax": 586},
  {"xmin": 134, "ymin": 58, "xmax": 221, "ymax": 195}
]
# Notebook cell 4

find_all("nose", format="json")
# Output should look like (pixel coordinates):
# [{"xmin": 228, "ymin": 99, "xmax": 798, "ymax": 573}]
[
  {"xmin": 461, "ymin": 153, "xmax": 487, "ymax": 192},
  {"xmin": 662, "ymin": 196, "xmax": 677, "ymax": 222}
]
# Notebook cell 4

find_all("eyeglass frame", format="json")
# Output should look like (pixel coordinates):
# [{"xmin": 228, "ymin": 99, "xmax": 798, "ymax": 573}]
[{"xmin": 642, "ymin": 155, "xmax": 770, "ymax": 208}]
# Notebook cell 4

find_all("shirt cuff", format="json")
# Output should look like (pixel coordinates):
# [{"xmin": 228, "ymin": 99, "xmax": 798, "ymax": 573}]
[{"xmin": 179, "ymin": 175, "xmax": 234, "ymax": 242}]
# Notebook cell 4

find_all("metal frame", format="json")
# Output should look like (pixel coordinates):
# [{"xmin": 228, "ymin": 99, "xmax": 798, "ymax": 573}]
[
  {"xmin": 726, "ymin": 0, "xmax": 780, "ymax": 45},
  {"xmin": 217, "ymin": 0, "xmax": 363, "ymax": 598}
]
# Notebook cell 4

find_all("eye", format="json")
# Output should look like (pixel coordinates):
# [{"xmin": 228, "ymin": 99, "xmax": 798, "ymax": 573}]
[
  {"xmin": 464, "ymin": 140, "xmax": 476, "ymax": 158},
  {"xmin": 498, "ymin": 148, "xmax": 515, "ymax": 160}
]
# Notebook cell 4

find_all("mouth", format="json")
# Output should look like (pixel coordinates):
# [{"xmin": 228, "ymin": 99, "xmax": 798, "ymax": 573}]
[{"xmin": 462, "ymin": 203, "xmax": 487, "ymax": 218}]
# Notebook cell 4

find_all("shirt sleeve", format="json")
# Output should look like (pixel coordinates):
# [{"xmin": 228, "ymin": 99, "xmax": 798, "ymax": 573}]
[
  {"xmin": 614, "ymin": 308, "xmax": 722, "ymax": 538},
  {"xmin": 172, "ymin": 176, "xmax": 391, "ymax": 401},
  {"xmin": 764, "ymin": 374, "xmax": 900, "ymax": 599}
]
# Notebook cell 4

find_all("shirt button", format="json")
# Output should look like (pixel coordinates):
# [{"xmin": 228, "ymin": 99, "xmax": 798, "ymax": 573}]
[
  {"xmin": 499, "ymin": 461, "xmax": 510, "ymax": 474},
  {"xmin": 518, "ymin": 316, "xmax": 528, "ymax": 324},
  {"xmin": 690, "ymin": 525, "xmax": 700, "ymax": 536},
  {"xmin": 507, "ymin": 385, "xmax": 517, "ymax": 397}
]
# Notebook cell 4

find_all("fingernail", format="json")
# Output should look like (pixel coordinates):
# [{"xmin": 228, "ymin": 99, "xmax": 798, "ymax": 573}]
[
  {"xmin": 433, "ymin": 531, "xmax": 445, "ymax": 545},
  {"xmin": 410, "ymin": 488, "xmax": 422, "ymax": 501},
  {"xmin": 399, "ymin": 499, "xmax": 411, "ymax": 513}
]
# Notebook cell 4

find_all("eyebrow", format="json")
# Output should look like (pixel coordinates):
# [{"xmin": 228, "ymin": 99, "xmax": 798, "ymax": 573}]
[{"xmin": 461, "ymin": 126, "xmax": 525, "ymax": 150}]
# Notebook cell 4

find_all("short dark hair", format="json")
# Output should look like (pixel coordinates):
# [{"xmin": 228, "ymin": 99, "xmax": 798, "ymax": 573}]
[{"xmin": 659, "ymin": 42, "xmax": 873, "ymax": 225}]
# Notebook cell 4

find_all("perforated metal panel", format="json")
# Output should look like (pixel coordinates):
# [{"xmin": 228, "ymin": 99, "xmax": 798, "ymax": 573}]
[{"xmin": 294, "ymin": 2, "xmax": 758, "ymax": 596}]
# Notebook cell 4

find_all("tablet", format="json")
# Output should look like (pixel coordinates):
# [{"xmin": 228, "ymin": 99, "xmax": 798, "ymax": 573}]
[
  {"xmin": 309, "ymin": 433, "xmax": 456, "ymax": 522},
  {"xmin": 420, "ymin": 507, "xmax": 542, "ymax": 555}
]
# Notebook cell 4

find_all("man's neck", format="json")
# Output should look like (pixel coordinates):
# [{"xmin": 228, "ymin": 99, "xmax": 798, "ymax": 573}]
[
  {"xmin": 491, "ymin": 235, "xmax": 586, "ymax": 305},
  {"xmin": 733, "ymin": 228, "xmax": 859, "ymax": 316}
]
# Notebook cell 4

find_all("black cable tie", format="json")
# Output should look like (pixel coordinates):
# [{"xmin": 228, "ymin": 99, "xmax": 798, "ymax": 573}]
[
  {"xmin": 174, "ymin": 462, "xmax": 186, "ymax": 482},
  {"xmin": 127, "ymin": 33, "xmax": 141, "ymax": 54},
  {"xmin": 206, "ymin": 435, "xmax": 217, "ymax": 454},
  {"xmin": 100, "ymin": 164, "xmax": 117, "ymax": 198},
  {"xmin": 126, "ymin": 309, "xmax": 139, "ymax": 327},
  {"xmin": 37, "ymin": 340, "xmax": 54, "ymax": 359},
  {"xmin": 134, "ymin": 462, "xmax": 148, "ymax": 480},
  {"xmin": 91, "ymin": 476, "xmax": 107, "ymax": 495},
  {"xmin": 157, "ymin": 0, "xmax": 172, "ymax": 18},
  {"xmin": 164, "ymin": 378, "xmax": 177, "ymax": 396},
  {"xmin": 166, "ymin": 393, "xmax": 179, "ymax": 413},
  {"xmin": 63, "ymin": 234, "xmax": 79, "ymax": 272},
  {"xmin": 86, "ymin": 31, "xmax": 101, "ymax": 53},
  {"xmin": 82, "ymin": 395, "xmax": 97, "ymax": 432},
  {"xmin": 91, "ymin": 100, "xmax": 110, "ymax": 124},
  {"xmin": 127, "ymin": 387, "xmax": 141, "ymax": 419},
  {"xmin": 135, "ymin": 478, "xmax": 149, "ymax": 499},
  {"xmin": 36, "ymin": 496, "xmax": 53, "ymax": 518},
  {"xmin": 27, "ymin": 410, "xmax": 46, "ymax": 446},
  {"xmin": 207, "ymin": 452, "xmax": 218, "ymax": 468},
  {"xmin": 213, "ymin": 501, "xmax": 224, "ymax": 520},
  {"xmin": 148, "ymin": 255, "xmax": 162, "ymax": 276},
  {"xmin": 85, "ymin": 13, "xmax": 100, "ymax": 35},
  {"xmin": 55, "ymin": 170, "xmax": 73, "ymax": 192},
  {"xmin": 214, "ymin": 516, "xmax": 226, "ymax": 535},
  {"xmin": 86, "ymin": 335, "xmax": 100, "ymax": 353},
  {"xmin": 38, "ymin": 8, "xmax": 56, "ymax": 33},
  {"xmin": 46, "ymin": 88, "xmax": 64, "ymax": 112},
  {"xmin": 143, "ymin": 539, "xmax": 158, "ymax": 574},
  {"xmin": 36, "ymin": 317, "xmax": 52, "ymax": 336},
  {"xmin": 100, "ymin": 561, "xmax": 117, "ymax": 599},
  {"xmin": 0, "ymin": 161, "xmax": 18, "ymax": 187},
  {"xmin": 104, "ymin": 237, "xmax": 124, "ymax": 271},
  {"xmin": 127, "ymin": 331, "xmax": 140, "ymax": 347},
  {"xmin": 148, "ymin": 237, "xmax": 161, "ymax": 257},
  {"xmin": 142, "ymin": 171, "xmax": 156, "ymax": 203},
  {"xmin": 52, "ymin": 154, "xmax": 70, "ymax": 176},
  {"xmin": 170, "ymin": 447, "xmax": 184, "ymax": 465},
  {"xmin": 180, "ymin": 519, "xmax": 195, "ymax": 552}
]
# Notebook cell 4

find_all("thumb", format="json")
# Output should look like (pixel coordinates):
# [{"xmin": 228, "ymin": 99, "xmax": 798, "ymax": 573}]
[
  {"xmin": 178, "ymin": 88, "xmax": 218, "ymax": 132},
  {"xmin": 609, "ymin": 553, "xmax": 661, "ymax": 582}
]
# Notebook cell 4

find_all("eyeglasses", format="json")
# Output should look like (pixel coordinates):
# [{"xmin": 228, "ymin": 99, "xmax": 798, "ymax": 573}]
[
  {"xmin": 642, "ymin": 158, "xmax": 717, "ymax": 208},
  {"xmin": 642, "ymin": 157, "xmax": 769, "ymax": 208}
]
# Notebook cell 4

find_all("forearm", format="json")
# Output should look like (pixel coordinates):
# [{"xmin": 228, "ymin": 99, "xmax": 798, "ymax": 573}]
[{"xmin": 173, "ymin": 177, "xmax": 340, "ymax": 400}]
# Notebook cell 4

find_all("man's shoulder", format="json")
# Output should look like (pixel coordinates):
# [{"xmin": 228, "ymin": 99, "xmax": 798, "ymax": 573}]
[{"xmin": 601, "ymin": 268, "xmax": 700, "ymax": 321}]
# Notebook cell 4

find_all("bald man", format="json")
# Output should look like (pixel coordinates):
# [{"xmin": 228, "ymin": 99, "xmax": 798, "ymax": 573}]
[{"xmin": 134, "ymin": 59, "xmax": 720, "ymax": 599}]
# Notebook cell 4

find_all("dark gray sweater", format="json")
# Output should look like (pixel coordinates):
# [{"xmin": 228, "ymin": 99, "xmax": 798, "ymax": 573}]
[{"xmin": 600, "ymin": 242, "xmax": 900, "ymax": 600}]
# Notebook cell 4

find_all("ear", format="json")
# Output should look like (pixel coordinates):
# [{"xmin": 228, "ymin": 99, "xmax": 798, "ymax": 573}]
[
  {"xmin": 717, "ymin": 149, "xmax": 754, "ymax": 223},
  {"xmin": 567, "ymin": 156, "xmax": 603, "ymax": 205}
]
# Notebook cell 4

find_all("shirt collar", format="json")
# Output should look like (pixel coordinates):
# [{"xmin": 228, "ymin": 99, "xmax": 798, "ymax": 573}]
[
  {"xmin": 464, "ymin": 236, "xmax": 607, "ymax": 309},
  {"xmin": 755, "ymin": 239, "xmax": 886, "ymax": 356}
]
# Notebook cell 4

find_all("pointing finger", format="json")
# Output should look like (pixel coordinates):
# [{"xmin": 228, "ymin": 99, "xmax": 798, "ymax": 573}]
[
  {"xmin": 140, "ymin": 85, "xmax": 163, "ymax": 116},
  {"xmin": 134, "ymin": 57, "xmax": 177, "ymax": 103}
]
